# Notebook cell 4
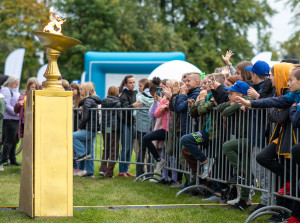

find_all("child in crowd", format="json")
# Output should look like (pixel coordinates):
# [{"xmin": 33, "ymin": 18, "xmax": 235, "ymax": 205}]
[
  {"xmin": 118, "ymin": 75, "xmax": 142, "ymax": 177},
  {"xmin": 234, "ymin": 61, "xmax": 253, "ymax": 85},
  {"xmin": 237, "ymin": 65, "xmax": 300, "ymax": 220},
  {"xmin": 181, "ymin": 75, "xmax": 215, "ymax": 183},
  {"xmin": 208, "ymin": 73, "xmax": 227, "ymax": 105},
  {"xmin": 99, "ymin": 86, "xmax": 121, "ymax": 178},
  {"xmin": 135, "ymin": 78, "xmax": 154, "ymax": 177},
  {"xmin": 73, "ymin": 82, "xmax": 101, "ymax": 177},
  {"xmin": 225, "ymin": 76, "xmax": 237, "ymax": 88},
  {"xmin": 248, "ymin": 63, "xmax": 295, "ymax": 215},
  {"xmin": 174, "ymin": 72, "xmax": 201, "ymax": 135},
  {"xmin": 14, "ymin": 77, "xmax": 39, "ymax": 139},
  {"xmin": 217, "ymin": 80, "xmax": 252, "ymax": 210},
  {"xmin": 61, "ymin": 79, "xmax": 70, "ymax": 90},
  {"xmin": 289, "ymin": 93, "xmax": 300, "ymax": 223},
  {"xmin": 143, "ymin": 84, "xmax": 171, "ymax": 174},
  {"xmin": 70, "ymin": 82, "xmax": 81, "ymax": 131}
]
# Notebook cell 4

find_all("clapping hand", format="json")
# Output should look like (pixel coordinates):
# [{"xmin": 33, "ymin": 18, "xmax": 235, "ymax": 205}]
[
  {"xmin": 162, "ymin": 84, "xmax": 172, "ymax": 99},
  {"xmin": 180, "ymin": 84, "xmax": 188, "ymax": 95}
]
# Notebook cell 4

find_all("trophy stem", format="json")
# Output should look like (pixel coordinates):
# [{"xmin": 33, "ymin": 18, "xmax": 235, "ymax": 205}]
[{"xmin": 42, "ymin": 48, "xmax": 64, "ymax": 91}]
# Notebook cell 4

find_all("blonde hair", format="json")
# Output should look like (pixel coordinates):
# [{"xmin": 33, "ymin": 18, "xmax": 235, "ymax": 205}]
[
  {"xmin": 2, "ymin": 76, "xmax": 19, "ymax": 89},
  {"xmin": 185, "ymin": 72, "xmax": 201, "ymax": 82},
  {"xmin": 81, "ymin": 82, "xmax": 95, "ymax": 99},
  {"xmin": 107, "ymin": 86, "xmax": 119, "ymax": 97},
  {"xmin": 25, "ymin": 77, "xmax": 39, "ymax": 95},
  {"xmin": 290, "ymin": 64, "xmax": 300, "ymax": 80}
]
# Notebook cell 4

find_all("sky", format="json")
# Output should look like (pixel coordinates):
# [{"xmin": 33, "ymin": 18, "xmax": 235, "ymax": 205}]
[{"xmin": 248, "ymin": 0, "xmax": 295, "ymax": 54}]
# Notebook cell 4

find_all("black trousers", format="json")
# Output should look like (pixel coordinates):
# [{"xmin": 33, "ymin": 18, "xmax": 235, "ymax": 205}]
[
  {"xmin": 2, "ymin": 119, "xmax": 19, "ymax": 163},
  {"xmin": 136, "ymin": 131, "xmax": 151, "ymax": 177},
  {"xmin": 256, "ymin": 143, "xmax": 286, "ymax": 179},
  {"xmin": 143, "ymin": 129, "xmax": 167, "ymax": 161}
]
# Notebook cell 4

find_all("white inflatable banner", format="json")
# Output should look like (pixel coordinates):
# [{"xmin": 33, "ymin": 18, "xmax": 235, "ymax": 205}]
[
  {"xmin": 81, "ymin": 71, "xmax": 86, "ymax": 84},
  {"xmin": 36, "ymin": 64, "xmax": 47, "ymax": 83},
  {"xmin": 4, "ymin": 48, "xmax": 25, "ymax": 80}
]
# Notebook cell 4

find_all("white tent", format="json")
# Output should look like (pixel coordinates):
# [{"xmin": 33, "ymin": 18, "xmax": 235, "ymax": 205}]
[
  {"xmin": 148, "ymin": 60, "xmax": 202, "ymax": 81},
  {"xmin": 251, "ymin": 51, "xmax": 280, "ymax": 67}
]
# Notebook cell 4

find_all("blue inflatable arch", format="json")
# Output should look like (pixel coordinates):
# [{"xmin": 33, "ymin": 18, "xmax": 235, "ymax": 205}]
[{"xmin": 84, "ymin": 52, "xmax": 185, "ymax": 99}]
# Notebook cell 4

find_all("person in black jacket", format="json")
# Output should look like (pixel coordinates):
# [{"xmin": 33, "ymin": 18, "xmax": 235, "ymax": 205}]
[
  {"xmin": 73, "ymin": 82, "xmax": 101, "ymax": 177},
  {"xmin": 99, "ymin": 86, "xmax": 121, "ymax": 178},
  {"xmin": 118, "ymin": 75, "xmax": 142, "ymax": 177}
]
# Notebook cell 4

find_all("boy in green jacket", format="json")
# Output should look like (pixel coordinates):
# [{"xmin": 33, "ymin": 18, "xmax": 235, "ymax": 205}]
[{"xmin": 217, "ymin": 80, "xmax": 252, "ymax": 210}]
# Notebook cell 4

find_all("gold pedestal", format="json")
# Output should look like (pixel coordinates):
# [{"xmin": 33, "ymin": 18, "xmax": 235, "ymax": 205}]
[
  {"xmin": 19, "ymin": 90, "xmax": 73, "ymax": 217},
  {"xmin": 19, "ymin": 32, "xmax": 81, "ymax": 218}
]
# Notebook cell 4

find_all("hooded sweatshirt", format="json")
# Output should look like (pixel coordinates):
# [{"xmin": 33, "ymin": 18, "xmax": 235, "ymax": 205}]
[
  {"xmin": 135, "ymin": 88, "xmax": 154, "ymax": 133},
  {"xmin": 251, "ymin": 63, "xmax": 296, "ymax": 157}
]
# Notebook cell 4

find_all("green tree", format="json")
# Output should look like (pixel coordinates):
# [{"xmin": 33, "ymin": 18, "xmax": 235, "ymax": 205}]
[
  {"xmin": 151, "ymin": 0, "xmax": 275, "ymax": 72},
  {"xmin": 55, "ymin": 0, "xmax": 187, "ymax": 81},
  {"xmin": 0, "ymin": 0, "xmax": 48, "ymax": 87},
  {"xmin": 281, "ymin": 0, "xmax": 300, "ymax": 59}
]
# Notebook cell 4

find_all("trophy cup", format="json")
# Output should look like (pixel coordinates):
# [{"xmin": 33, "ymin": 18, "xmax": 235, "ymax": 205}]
[{"xmin": 19, "ymin": 7, "xmax": 81, "ymax": 218}]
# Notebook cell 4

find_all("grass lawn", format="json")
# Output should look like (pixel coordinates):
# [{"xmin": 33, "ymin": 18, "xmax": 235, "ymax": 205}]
[{"xmin": 0, "ymin": 139, "xmax": 270, "ymax": 222}]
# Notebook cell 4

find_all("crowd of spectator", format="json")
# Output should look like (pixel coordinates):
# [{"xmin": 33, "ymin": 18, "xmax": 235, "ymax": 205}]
[{"xmin": 1, "ymin": 50, "xmax": 300, "ymax": 222}]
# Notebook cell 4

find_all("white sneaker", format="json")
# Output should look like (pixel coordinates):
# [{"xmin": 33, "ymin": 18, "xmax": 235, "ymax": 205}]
[
  {"xmin": 154, "ymin": 159, "xmax": 165, "ymax": 173},
  {"xmin": 99, "ymin": 171, "xmax": 105, "ymax": 177},
  {"xmin": 170, "ymin": 181, "xmax": 183, "ymax": 188},
  {"xmin": 227, "ymin": 187, "xmax": 241, "ymax": 205},
  {"xmin": 248, "ymin": 189, "xmax": 255, "ymax": 205},
  {"xmin": 201, "ymin": 158, "xmax": 214, "ymax": 179},
  {"xmin": 227, "ymin": 197, "xmax": 240, "ymax": 205},
  {"xmin": 76, "ymin": 170, "xmax": 87, "ymax": 177},
  {"xmin": 0, "ymin": 165, "xmax": 4, "ymax": 171}
]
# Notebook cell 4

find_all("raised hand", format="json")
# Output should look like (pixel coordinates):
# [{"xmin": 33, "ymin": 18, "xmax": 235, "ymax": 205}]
[
  {"xmin": 222, "ymin": 50, "xmax": 234, "ymax": 65},
  {"xmin": 172, "ymin": 82, "xmax": 180, "ymax": 94}
]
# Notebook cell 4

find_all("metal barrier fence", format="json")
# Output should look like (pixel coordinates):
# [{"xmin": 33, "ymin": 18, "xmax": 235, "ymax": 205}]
[{"xmin": 73, "ymin": 106, "xmax": 300, "ymax": 222}]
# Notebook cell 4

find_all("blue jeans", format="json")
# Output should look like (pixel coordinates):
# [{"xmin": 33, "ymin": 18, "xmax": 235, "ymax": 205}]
[
  {"xmin": 73, "ymin": 130, "xmax": 96, "ymax": 175},
  {"xmin": 180, "ymin": 131, "xmax": 209, "ymax": 163},
  {"xmin": 119, "ymin": 124, "xmax": 134, "ymax": 173}
]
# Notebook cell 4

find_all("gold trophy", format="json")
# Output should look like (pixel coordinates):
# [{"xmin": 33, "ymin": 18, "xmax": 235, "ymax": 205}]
[
  {"xmin": 19, "ymin": 7, "xmax": 81, "ymax": 218},
  {"xmin": 33, "ymin": 7, "xmax": 81, "ymax": 90}
]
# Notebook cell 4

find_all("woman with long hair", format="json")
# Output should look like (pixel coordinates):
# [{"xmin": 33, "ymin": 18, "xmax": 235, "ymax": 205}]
[
  {"xmin": 73, "ymin": 82, "xmax": 101, "ymax": 177},
  {"xmin": 0, "ymin": 76, "xmax": 20, "ymax": 166},
  {"xmin": 118, "ymin": 75, "xmax": 142, "ymax": 177},
  {"xmin": 14, "ymin": 77, "xmax": 39, "ymax": 139}
]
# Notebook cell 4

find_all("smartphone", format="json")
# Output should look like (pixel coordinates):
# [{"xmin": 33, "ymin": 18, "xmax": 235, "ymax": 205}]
[
  {"xmin": 212, "ymin": 74, "xmax": 216, "ymax": 81},
  {"xmin": 156, "ymin": 87, "xmax": 164, "ymax": 97}
]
